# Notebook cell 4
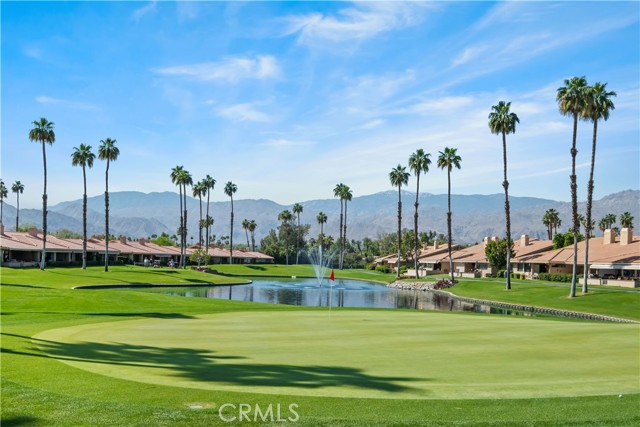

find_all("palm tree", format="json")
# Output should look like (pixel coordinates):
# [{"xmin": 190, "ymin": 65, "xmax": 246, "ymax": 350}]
[
  {"xmin": 202, "ymin": 175, "xmax": 216, "ymax": 256},
  {"xmin": 389, "ymin": 165, "xmax": 410, "ymax": 278},
  {"xmin": 278, "ymin": 209, "xmax": 294, "ymax": 265},
  {"xmin": 340, "ymin": 185, "xmax": 353, "ymax": 270},
  {"xmin": 170, "ymin": 166, "xmax": 185, "ymax": 267},
  {"xmin": 98, "ymin": 138, "xmax": 119, "ymax": 272},
  {"xmin": 248, "ymin": 220, "xmax": 257, "ymax": 252},
  {"xmin": 542, "ymin": 209, "xmax": 561, "ymax": 240},
  {"xmin": 581, "ymin": 82, "xmax": 616, "ymax": 294},
  {"xmin": 333, "ymin": 183, "xmax": 346, "ymax": 268},
  {"xmin": 224, "ymin": 181, "xmax": 237, "ymax": 264},
  {"xmin": 557, "ymin": 76, "xmax": 589, "ymax": 298},
  {"xmin": 11, "ymin": 181, "xmax": 24, "ymax": 231},
  {"xmin": 598, "ymin": 218, "xmax": 607, "ymax": 235},
  {"xmin": 602, "ymin": 213, "xmax": 617, "ymax": 230},
  {"xmin": 620, "ymin": 212, "xmax": 634, "ymax": 229},
  {"xmin": 71, "ymin": 143, "xmax": 96, "ymax": 270},
  {"xmin": 437, "ymin": 147, "xmax": 462, "ymax": 283},
  {"xmin": 179, "ymin": 169, "xmax": 193, "ymax": 267},
  {"xmin": 292, "ymin": 203, "xmax": 303, "ymax": 264},
  {"xmin": 316, "ymin": 211, "xmax": 327, "ymax": 248},
  {"xmin": 28, "ymin": 117, "xmax": 55, "ymax": 270},
  {"xmin": 489, "ymin": 100, "xmax": 520, "ymax": 290},
  {"xmin": 242, "ymin": 219, "xmax": 251, "ymax": 248},
  {"xmin": 408, "ymin": 149, "xmax": 431, "ymax": 278},
  {"xmin": 0, "ymin": 180, "xmax": 7, "ymax": 228},
  {"xmin": 193, "ymin": 180, "xmax": 207, "ymax": 247}
]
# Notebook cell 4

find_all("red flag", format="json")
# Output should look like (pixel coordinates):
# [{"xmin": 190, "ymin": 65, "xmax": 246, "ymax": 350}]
[{"xmin": 329, "ymin": 269, "xmax": 335, "ymax": 281}]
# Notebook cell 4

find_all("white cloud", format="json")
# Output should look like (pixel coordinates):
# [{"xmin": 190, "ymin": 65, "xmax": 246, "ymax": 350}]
[
  {"xmin": 153, "ymin": 55, "xmax": 280, "ymax": 83},
  {"xmin": 132, "ymin": 1, "xmax": 157, "ymax": 22},
  {"xmin": 218, "ymin": 102, "xmax": 272, "ymax": 122},
  {"xmin": 451, "ymin": 45, "xmax": 487, "ymax": 67},
  {"xmin": 35, "ymin": 96, "xmax": 100, "ymax": 111},
  {"xmin": 284, "ymin": 2, "xmax": 431, "ymax": 44},
  {"xmin": 354, "ymin": 119, "xmax": 385, "ymax": 130},
  {"xmin": 262, "ymin": 138, "xmax": 313, "ymax": 148},
  {"xmin": 399, "ymin": 96, "xmax": 475, "ymax": 115}
]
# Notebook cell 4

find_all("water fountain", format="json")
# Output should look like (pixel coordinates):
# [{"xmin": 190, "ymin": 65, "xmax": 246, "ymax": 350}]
[{"xmin": 305, "ymin": 245, "xmax": 338, "ymax": 286}]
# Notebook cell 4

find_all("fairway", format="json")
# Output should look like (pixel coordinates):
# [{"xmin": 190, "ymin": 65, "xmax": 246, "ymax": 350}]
[{"xmin": 35, "ymin": 310, "xmax": 639, "ymax": 400}]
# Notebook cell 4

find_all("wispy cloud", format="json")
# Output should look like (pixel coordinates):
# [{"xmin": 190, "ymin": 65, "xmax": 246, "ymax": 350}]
[
  {"xmin": 284, "ymin": 2, "xmax": 431, "ymax": 44},
  {"xmin": 218, "ymin": 102, "xmax": 272, "ymax": 122},
  {"xmin": 132, "ymin": 1, "xmax": 157, "ymax": 22},
  {"xmin": 153, "ymin": 55, "xmax": 280, "ymax": 83},
  {"xmin": 354, "ymin": 119, "xmax": 385, "ymax": 131},
  {"xmin": 35, "ymin": 96, "xmax": 100, "ymax": 111},
  {"xmin": 262, "ymin": 138, "xmax": 313, "ymax": 148},
  {"xmin": 24, "ymin": 46, "xmax": 43, "ymax": 60}
]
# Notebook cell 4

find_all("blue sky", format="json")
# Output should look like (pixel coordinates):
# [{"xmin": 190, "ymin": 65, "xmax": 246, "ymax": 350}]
[{"xmin": 2, "ymin": 1, "xmax": 639, "ymax": 209}]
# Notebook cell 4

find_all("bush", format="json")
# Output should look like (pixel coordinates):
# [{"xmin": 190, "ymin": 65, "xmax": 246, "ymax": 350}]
[
  {"xmin": 432, "ymin": 279, "xmax": 456, "ymax": 290},
  {"xmin": 375, "ymin": 265, "xmax": 391, "ymax": 274},
  {"xmin": 399, "ymin": 266, "xmax": 408, "ymax": 274},
  {"xmin": 538, "ymin": 273, "xmax": 574, "ymax": 283},
  {"xmin": 496, "ymin": 269, "xmax": 507, "ymax": 278}
]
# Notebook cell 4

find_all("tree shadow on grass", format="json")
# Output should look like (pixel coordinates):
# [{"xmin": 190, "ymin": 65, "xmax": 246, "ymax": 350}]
[
  {"xmin": 9, "ymin": 334, "xmax": 419, "ymax": 393},
  {"xmin": 0, "ymin": 416, "xmax": 40, "ymax": 426}
]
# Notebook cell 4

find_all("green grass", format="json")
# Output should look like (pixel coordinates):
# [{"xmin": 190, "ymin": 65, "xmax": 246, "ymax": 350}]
[
  {"xmin": 2, "ymin": 265, "xmax": 639, "ymax": 426},
  {"xmin": 210, "ymin": 263, "xmax": 397, "ymax": 283}
]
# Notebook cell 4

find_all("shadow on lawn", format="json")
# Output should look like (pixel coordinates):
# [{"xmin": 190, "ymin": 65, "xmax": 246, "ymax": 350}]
[
  {"xmin": 1, "ymin": 415, "xmax": 40, "ymax": 426},
  {"xmin": 8, "ymin": 334, "xmax": 418, "ymax": 393}
]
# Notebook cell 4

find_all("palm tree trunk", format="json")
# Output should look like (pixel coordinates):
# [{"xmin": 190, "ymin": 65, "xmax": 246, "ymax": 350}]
[
  {"xmin": 16, "ymin": 192, "xmax": 20, "ymax": 232},
  {"xmin": 1, "ymin": 199, "xmax": 3, "ymax": 227},
  {"xmin": 396, "ymin": 187, "xmax": 402, "ymax": 279},
  {"xmin": 178, "ymin": 186, "xmax": 183, "ymax": 268},
  {"xmin": 414, "ymin": 173, "xmax": 420, "ymax": 279},
  {"xmin": 245, "ymin": 226, "xmax": 250, "ymax": 248},
  {"xmin": 569, "ymin": 113, "xmax": 579, "ymax": 298},
  {"xmin": 342, "ymin": 201, "xmax": 348, "ymax": 270},
  {"xmin": 205, "ymin": 191, "xmax": 211, "ymax": 257},
  {"xmin": 229, "ymin": 197, "xmax": 234, "ymax": 264},
  {"xmin": 338, "ymin": 200, "xmax": 344, "ymax": 269},
  {"xmin": 104, "ymin": 159, "xmax": 110, "ymax": 272},
  {"xmin": 198, "ymin": 195, "xmax": 203, "ymax": 247},
  {"xmin": 183, "ymin": 184, "xmax": 187, "ymax": 268},
  {"xmin": 447, "ymin": 168, "xmax": 454, "ymax": 283},
  {"xmin": 41, "ymin": 141, "xmax": 47, "ymax": 270},
  {"xmin": 251, "ymin": 230, "xmax": 255, "ymax": 252},
  {"xmin": 296, "ymin": 213, "xmax": 300, "ymax": 264},
  {"xmin": 82, "ymin": 165, "xmax": 87, "ymax": 270},
  {"xmin": 583, "ymin": 119, "xmax": 598, "ymax": 294},
  {"xmin": 502, "ymin": 131, "xmax": 511, "ymax": 290}
]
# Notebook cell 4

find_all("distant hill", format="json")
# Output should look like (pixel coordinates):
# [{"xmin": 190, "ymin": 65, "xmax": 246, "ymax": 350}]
[{"xmin": 2, "ymin": 190, "xmax": 638, "ymax": 245}]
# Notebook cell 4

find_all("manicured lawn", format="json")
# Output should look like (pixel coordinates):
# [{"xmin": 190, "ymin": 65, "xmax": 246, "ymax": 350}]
[
  {"xmin": 1, "ymin": 265, "xmax": 639, "ymax": 426},
  {"xmin": 210, "ymin": 263, "xmax": 396, "ymax": 283}
]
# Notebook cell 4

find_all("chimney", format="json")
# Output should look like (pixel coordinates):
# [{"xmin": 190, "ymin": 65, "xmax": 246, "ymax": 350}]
[
  {"xmin": 620, "ymin": 228, "xmax": 633, "ymax": 245},
  {"xmin": 491, "ymin": 236, "xmax": 499, "ymax": 242},
  {"xmin": 0, "ymin": 224, "xmax": 4, "ymax": 235},
  {"xmin": 139, "ymin": 238, "xmax": 146, "ymax": 246},
  {"xmin": 433, "ymin": 241, "xmax": 439, "ymax": 250},
  {"xmin": 520, "ymin": 234, "xmax": 529, "ymax": 247},
  {"xmin": 603, "ymin": 229, "xmax": 616, "ymax": 244},
  {"xmin": 119, "ymin": 236, "xmax": 127, "ymax": 244},
  {"xmin": 483, "ymin": 236, "xmax": 489, "ymax": 248},
  {"xmin": 28, "ymin": 227, "xmax": 39, "ymax": 237}
]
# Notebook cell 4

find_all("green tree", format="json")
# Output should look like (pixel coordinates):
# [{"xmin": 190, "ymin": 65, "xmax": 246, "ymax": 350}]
[
  {"xmin": 316, "ymin": 211, "xmax": 328, "ymax": 249},
  {"xmin": 542, "ymin": 209, "xmax": 561, "ymax": 240},
  {"xmin": 71, "ymin": 143, "xmax": 95, "ymax": 269},
  {"xmin": 278, "ymin": 209, "xmax": 294, "ymax": 265},
  {"xmin": 484, "ymin": 239, "xmax": 515, "ymax": 270},
  {"xmin": 620, "ymin": 212, "xmax": 634, "ymax": 229},
  {"xmin": 202, "ymin": 175, "xmax": 216, "ymax": 256},
  {"xmin": 248, "ymin": 219, "xmax": 257, "ymax": 252},
  {"xmin": 292, "ymin": 202, "xmax": 303, "ymax": 264},
  {"xmin": 242, "ymin": 219, "xmax": 251, "ymax": 248},
  {"xmin": 0, "ymin": 180, "xmax": 8, "ymax": 227},
  {"xmin": 557, "ymin": 76, "xmax": 589, "ymax": 297},
  {"xmin": 601, "ymin": 213, "xmax": 616, "ymax": 230},
  {"xmin": 581, "ymin": 82, "xmax": 616, "ymax": 293},
  {"xmin": 189, "ymin": 248, "xmax": 210, "ymax": 267},
  {"xmin": 98, "ymin": 138, "xmax": 119, "ymax": 272},
  {"xmin": 11, "ymin": 181, "xmax": 24, "ymax": 231},
  {"xmin": 389, "ymin": 165, "xmax": 410, "ymax": 278},
  {"xmin": 170, "ymin": 166, "xmax": 186, "ymax": 266},
  {"xmin": 333, "ymin": 183, "xmax": 347, "ymax": 269},
  {"xmin": 224, "ymin": 181, "xmax": 237, "ymax": 264},
  {"xmin": 192, "ymin": 180, "xmax": 207, "ymax": 246},
  {"xmin": 28, "ymin": 117, "xmax": 55, "ymax": 270},
  {"xmin": 437, "ymin": 147, "xmax": 462, "ymax": 283},
  {"xmin": 152, "ymin": 232, "xmax": 175, "ymax": 246},
  {"xmin": 340, "ymin": 185, "xmax": 353, "ymax": 269},
  {"xmin": 409, "ymin": 149, "xmax": 431, "ymax": 278},
  {"xmin": 489, "ymin": 100, "xmax": 519, "ymax": 290}
]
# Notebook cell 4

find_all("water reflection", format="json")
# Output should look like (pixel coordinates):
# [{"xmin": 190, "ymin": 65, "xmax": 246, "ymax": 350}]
[{"xmin": 164, "ymin": 279, "xmax": 534, "ymax": 317}]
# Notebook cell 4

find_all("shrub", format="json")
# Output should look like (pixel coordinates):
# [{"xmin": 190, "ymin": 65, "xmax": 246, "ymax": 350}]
[
  {"xmin": 538, "ymin": 273, "xmax": 574, "ymax": 283},
  {"xmin": 375, "ymin": 265, "xmax": 391, "ymax": 274}
]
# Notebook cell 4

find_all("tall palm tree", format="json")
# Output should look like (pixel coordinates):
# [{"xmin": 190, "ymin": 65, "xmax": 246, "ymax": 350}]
[
  {"xmin": 437, "ymin": 147, "xmax": 462, "ymax": 283},
  {"xmin": 179, "ymin": 169, "xmax": 193, "ymax": 267},
  {"xmin": 202, "ymin": 175, "xmax": 216, "ymax": 256},
  {"xmin": 0, "ymin": 180, "xmax": 7, "ymax": 228},
  {"xmin": 557, "ymin": 76, "xmax": 589, "ymax": 298},
  {"xmin": 340, "ymin": 185, "xmax": 353, "ymax": 270},
  {"xmin": 193, "ymin": 180, "xmax": 207, "ymax": 247},
  {"xmin": 248, "ymin": 219, "xmax": 257, "ymax": 251},
  {"xmin": 170, "ymin": 166, "xmax": 185, "ymax": 266},
  {"xmin": 542, "ymin": 208, "xmax": 561, "ymax": 240},
  {"xmin": 408, "ymin": 149, "xmax": 431, "ymax": 278},
  {"xmin": 581, "ymin": 82, "xmax": 616, "ymax": 294},
  {"xmin": 224, "ymin": 181, "xmax": 237, "ymax": 264},
  {"xmin": 389, "ymin": 165, "xmax": 410, "ymax": 278},
  {"xmin": 316, "ymin": 211, "xmax": 327, "ymax": 249},
  {"xmin": 333, "ymin": 183, "xmax": 346, "ymax": 268},
  {"xmin": 242, "ymin": 219, "xmax": 251, "ymax": 248},
  {"xmin": 98, "ymin": 138, "xmax": 119, "ymax": 272},
  {"xmin": 489, "ymin": 100, "xmax": 520, "ymax": 290},
  {"xmin": 278, "ymin": 209, "xmax": 294, "ymax": 265},
  {"xmin": 71, "ymin": 143, "xmax": 96, "ymax": 270},
  {"xmin": 292, "ymin": 203, "xmax": 303, "ymax": 264},
  {"xmin": 598, "ymin": 218, "xmax": 607, "ymax": 235},
  {"xmin": 28, "ymin": 117, "xmax": 55, "ymax": 270},
  {"xmin": 620, "ymin": 212, "xmax": 634, "ymax": 229},
  {"xmin": 11, "ymin": 181, "xmax": 24, "ymax": 231}
]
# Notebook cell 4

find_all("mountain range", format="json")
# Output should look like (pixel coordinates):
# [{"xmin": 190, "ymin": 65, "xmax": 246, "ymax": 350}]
[{"xmin": 1, "ymin": 190, "xmax": 638, "ymax": 245}]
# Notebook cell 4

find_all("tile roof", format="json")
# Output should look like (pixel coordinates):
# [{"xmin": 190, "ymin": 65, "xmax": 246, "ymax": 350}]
[{"xmin": 518, "ymin": 235, "xmax": 640, "ymax": 265}]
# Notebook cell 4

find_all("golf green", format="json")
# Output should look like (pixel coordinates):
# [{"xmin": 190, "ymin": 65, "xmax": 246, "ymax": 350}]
[{"xmin": 34, "ymin": 310, "xmax": 639, "ymax": 400}]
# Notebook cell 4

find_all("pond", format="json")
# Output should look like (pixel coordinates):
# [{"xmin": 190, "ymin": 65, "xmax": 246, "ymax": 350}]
[{"xmin": 160, "ymin": 278, "xmax": 534, "ymax": 317}]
